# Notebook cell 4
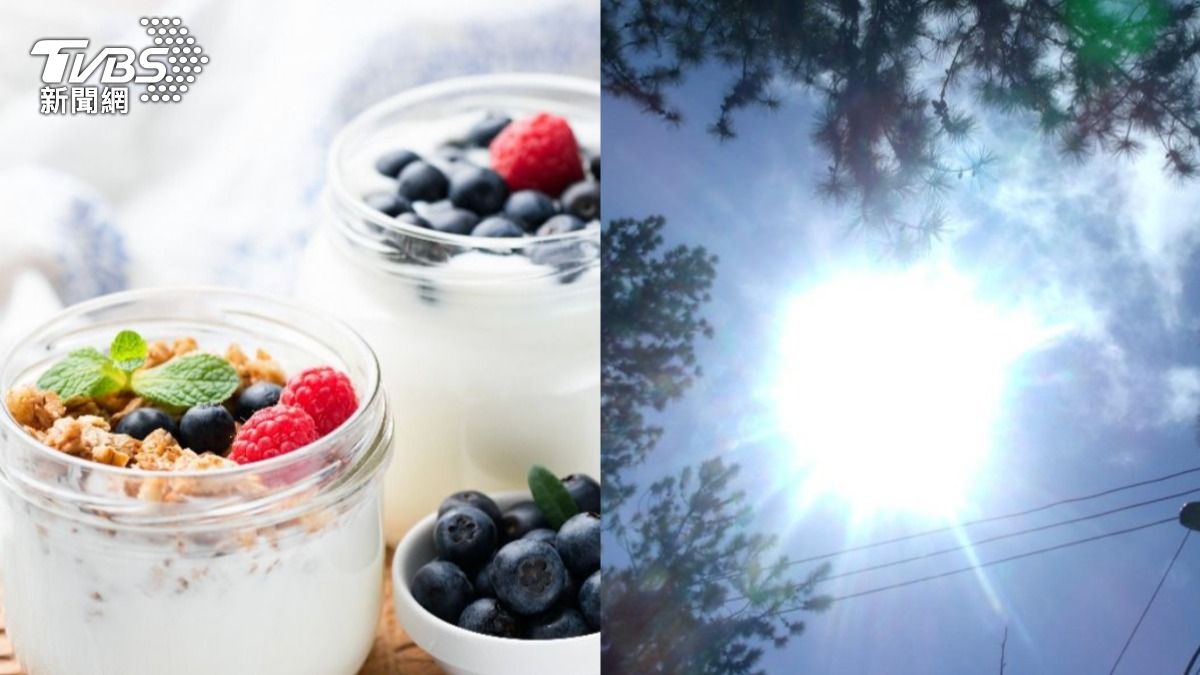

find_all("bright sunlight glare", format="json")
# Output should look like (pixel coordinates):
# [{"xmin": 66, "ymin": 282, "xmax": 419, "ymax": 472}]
[{"xmin": 774, "ymin": 265, "xmax": 1053, "ymax": 518}]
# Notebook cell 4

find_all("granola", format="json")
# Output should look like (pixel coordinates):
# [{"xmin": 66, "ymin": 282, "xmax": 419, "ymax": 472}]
[
  {"xmin": 65, "ymin": 390, "xmax": 144, "ymax": 420},
  {"xmin": 5, "ymin": 331, "xmax": 354, "ymax": 507},
  {"xmin": 136, "ymin": 428, "xmax": 201, "ymax": 470},
  {"xmin": 5, "ymin": 386, "xmax": 65, "ymax": 431},
  {"xmin": 225, "ymin": 344, "xmax": 287, "ymax": 390},
  {"xmin": 4, "ymin": 336, "xmax": 284, "ymax": 476},
  {"xmin": 38, "ymin": 415, "xmax": 139, "ymax": 467},
  {"xmin": 23, "ymin": 415, "xmax": 236, "ymax": 475},
  {"xmin": 144, "ymin": 337, "xmax": 198, "ymax": 368}
]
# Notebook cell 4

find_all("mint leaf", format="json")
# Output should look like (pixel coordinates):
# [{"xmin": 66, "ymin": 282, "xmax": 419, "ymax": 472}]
[
  {"xmin": 36, "ymin": 348, "xmax": 126, "ymax": 400},
  {"xmin": 110, "ymin": 330, "xmax": 147, "ymax": 372},
  {"xmin": 528, "ymin": 465, "xmax": 579, "ymax": 529},
  {"xmin": 131, "ymin": 353, "xmax": 239, "ymax": 408}
]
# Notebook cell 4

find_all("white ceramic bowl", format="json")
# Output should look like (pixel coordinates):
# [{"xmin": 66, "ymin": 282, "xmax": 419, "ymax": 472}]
[{"xmin": 392, "ymin": 491, "xmax": 600, "ymax": 675}]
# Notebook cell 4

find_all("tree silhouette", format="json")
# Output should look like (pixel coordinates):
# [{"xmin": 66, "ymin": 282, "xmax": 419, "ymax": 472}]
[
  {"xmin": 603, "ymin": 0, "xmax": 1200, "ymax": 254},
  {"xmin": 602, "ymin": 216, "xmax": 831, "ymax": 674},
  {"xmin": 603, "ymin": 457, "xmax": 832, "ymax": 675},
  {"xmin": 602, "ymin": 215, "xmax": 717, "ymax": 513}
]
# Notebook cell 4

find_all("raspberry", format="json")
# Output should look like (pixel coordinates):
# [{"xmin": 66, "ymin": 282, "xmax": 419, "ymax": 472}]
[
  {"xmin": 229, "ymin": 405, "xmax": 318, "ymax": 464},
  {"xmin": 279, "ymin": 366, "xmax": 358, "ymax": 436},
  {"xmin": 489, "ymin": 113, "xmax": 584, "ymax": 196}
]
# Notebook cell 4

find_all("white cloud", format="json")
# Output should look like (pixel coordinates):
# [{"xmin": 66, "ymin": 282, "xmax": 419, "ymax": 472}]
[
  {"xmin": 943, "ymin": 117, "xmax": 1200, "ymax": 429},
  {"xmin": 1163, "ymin": 367, "xmax": 1200, "ymax": 425},
  {"xmin": 1120, "ymin": 150, "xmax": 1200, "ymax": 328}
]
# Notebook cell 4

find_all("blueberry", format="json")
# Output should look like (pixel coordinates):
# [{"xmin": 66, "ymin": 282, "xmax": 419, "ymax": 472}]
[
  {"xmin": 474, "ymin": 562, "xmax": 495, "ymax": 599},
  {"xmin": 436, "ymin": 144, "xmax": 468, "ymax": 164},
  {"xmin": 491, "ymin": 539, "xmax": 567, "ymax": 616},
  {"xmin": 363, "ymin": 192, "xmax": 412, "ymax": 217},
  {"xmin": 438, "ymin": 490, "xmax": 504, "ymax": 528},
  {"xmin": 557, "ymin": 572, "xmax": 578, "ymax": 608},
  {"xmin": 472, "ymin": 216, "xmax": 525, "ymax": 238},
  {"xmin": 561, "ymin": 181, "xmax": 599, "ymax": 221},
  {"xmin": 536, "ymin": 214, "xmax": 586, "ymax": 236},
  {"xmin": 579, "ymin": 571, "xmax": 600, "ymax": 630},
  {"xmin": 395, "ymin": 212, "xmax": 432, "ymax": 229},
  {"xmin": 528, "ymin": 239, "xmax": 594, "ymax": 284},
  {"xmin": 435, "ymin": 506, "xmax": 498, "ymax": 571},
  {"xmin": 410, "ymin": 560, "xmax": 474, "ymax": 624},
  {"xmin": 589, "ymin": 155, "xmax": 600, "ymax": 180},
  {"xmin": 425, "ymin": 208, "xmax": 479, "ymax": 235},
  {"xmin": 504, "ymin": 190, "xmax": 558, "ymax": 230},
  {"xmin": 458, "ymin": 597, "xmax": 520, "ymax": 638},
  {"xmin": 375, "ymin": 149, "xmax": 420, "ymax": 178},
  {"xmin": 555, "ymin": 513, "xmax": 600, "ymax": 579},
  {"xmin": 381, "ymin": 219, "xmax": 449, "ymax": 267},
  {"xmin": 179, "ymin": 405, "xmax": 236, "ymax": 455},
  {"xmin": 502, "ymin": 501, "xmax": 549, "ymax": 541},
  {"xmin": 114, "ymin": 408, "xmax": 178, "ymax": 441},
  {"xmin": 467, "ymin": 113, "xmax": 511, "ymax": 147},
  {"xmin": 525, "ymin": 607, "xmax": 589, "ymax": 640},
  {"xmin": 562, "ymin": 474, "xmax": 601, "ymax": 514},
  {"xmin": 379, "ymin": 213, "xmax": 435, "ymax": 252},
  {"xmin": 524, "ymin": 528, "xmax": 557, "ymax": 545},
  {"xmin": 235, "ymin": 382, "xmax": 283, "ymax": 422},
  {"xmin": 449, "ymin": 166, "xmax": 509, "ymax": 215},
  {"xmin": 396, "ymin": 161, "xmax": 448, "ymax": 202}
]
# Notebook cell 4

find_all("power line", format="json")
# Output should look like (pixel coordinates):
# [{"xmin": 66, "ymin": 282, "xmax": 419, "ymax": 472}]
[
  {"xmin": 1108, "ymin": 530, "xmax": 1191, "ymax": 675},
  {"xmin": 818, "ymin": 486, "xmax": 1200, "ymax": 583},
  {"xmin": 714, "ymin": 478, "xmax": 1200, "ymax": 586},
  {"xmin": 769, "ymin": 516, "xmax": 1176, "ymax": 611},
  {"xmin": 776, "ymin": 465, "xmax": 1200, "ymax": 569},
  {"xmin": 721, "ymin": 489, "xmax": 1194, "ymax": 607},
  {"xmin": 829, "ymin": 516, "xmax": 1176, "ymax": 603},
  {"xmin": 1184, "ymin": 640, "xmax": 1200, "ymax": 675},
  {"xmin": 710, "ymin": 468, "xmax": 1200, "ymax": 583}
]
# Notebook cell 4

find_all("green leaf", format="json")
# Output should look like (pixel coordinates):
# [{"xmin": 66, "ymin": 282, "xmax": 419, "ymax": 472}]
[
  {"xmin": 36, "ymin": 348, "xmax": 126, "ymax": 400},
  {"xmin": 528, "ymin": 465, "xmax": 579, "ymax": 529},
  {"xmin": 131, "ymin": 353, "xmax": 239, "ymax": 408},
  {"xmin": 109, "ymin": 330, "xmax": 147, "ymax": 372}
]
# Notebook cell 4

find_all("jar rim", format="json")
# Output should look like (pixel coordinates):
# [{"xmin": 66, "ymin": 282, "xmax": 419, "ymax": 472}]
[
  {"xmin": 325, "ymin": 72, "xmax": 600, "ymax": 252},
  {"xmin": 0, "ymin": 286, "xmax": 384, "ymax": 479}
]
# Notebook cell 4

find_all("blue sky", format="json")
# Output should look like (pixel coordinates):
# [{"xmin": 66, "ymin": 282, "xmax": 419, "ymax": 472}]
[{"xmin": 604, "ymin": 63, "xmax": 1200, "ymax": 674}]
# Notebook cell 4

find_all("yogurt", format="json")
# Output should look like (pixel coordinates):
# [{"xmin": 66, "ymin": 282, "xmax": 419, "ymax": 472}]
[
  {"xmin": 298, "ymin": 74, "xmax": 600, "ymax": 541},
  {"xmin": 0, "ymin": 289, "xmax": 393, "ymax": 675},
  {"xmin": 0, "ymin": 492, "xmax": 382, "ymax": 675}
]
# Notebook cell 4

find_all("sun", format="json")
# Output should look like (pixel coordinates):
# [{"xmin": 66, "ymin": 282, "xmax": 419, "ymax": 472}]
[{"xmin": 773, "ymin": 265, "xmax": 1049, "ymax": 518}]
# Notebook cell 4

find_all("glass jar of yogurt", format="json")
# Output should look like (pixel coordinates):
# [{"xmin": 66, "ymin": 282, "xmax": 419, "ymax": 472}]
[
  {"xmin": 0, "ymin": 288, "xmax": 392, "ymax": 675},
  {"xmin": 298, "ymin": 74, "xmax": 600, "ymax": 542}
]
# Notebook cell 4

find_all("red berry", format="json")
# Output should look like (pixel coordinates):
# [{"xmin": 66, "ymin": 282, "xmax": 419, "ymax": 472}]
[
  {"xmin": 230, "ymin": 405, "xmax": 319, "ymax": 464},
  {"xmin": 280, "ymin": 366, "xmax": 358, "ymax": 436},
  {"xmin": 489, "ymin": 113, "xmax": 584, "ymax": 196}
]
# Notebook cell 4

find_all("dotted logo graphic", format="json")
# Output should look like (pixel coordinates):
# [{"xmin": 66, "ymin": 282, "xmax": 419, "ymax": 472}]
[{"xmin": 137, "ymin": 17, "xmax": 207, "ymax": 104}]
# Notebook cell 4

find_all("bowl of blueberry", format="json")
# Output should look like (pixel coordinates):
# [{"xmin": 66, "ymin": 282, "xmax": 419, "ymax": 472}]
[{"xmin": 392, "ymin": 467, "xmax": 600, "ymax": 675}]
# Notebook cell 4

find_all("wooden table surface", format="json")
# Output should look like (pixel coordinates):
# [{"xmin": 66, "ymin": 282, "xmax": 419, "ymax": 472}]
[
  {"xmin": 0, "ymin": 550, "xmax": 442, "ymax": 675},
  {"xmin": 0, "ymin": 606, "xmax": 16, "ymax": 675},
  {"xmin": 360, "ymin": 550, "xmax": 443, "ymax": 675}
]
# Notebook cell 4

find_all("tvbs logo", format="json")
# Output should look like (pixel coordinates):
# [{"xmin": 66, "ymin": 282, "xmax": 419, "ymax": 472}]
[
  {"xmin": 32, "ymin": 17, "xmax": 207, "ymax": 115},
  {"xmin": 33, "ymin": 40, "xmax": 169, "ymax": 85}
]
